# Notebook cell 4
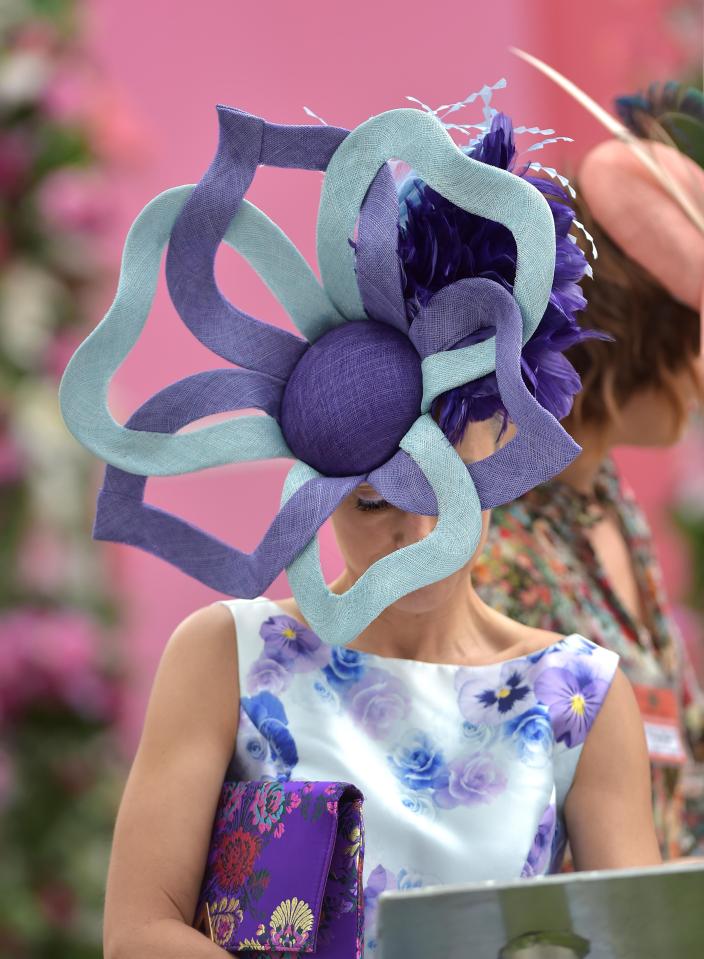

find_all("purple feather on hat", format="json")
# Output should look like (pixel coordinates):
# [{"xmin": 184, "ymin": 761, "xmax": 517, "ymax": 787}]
[{"xmin": 398, "ymin": 112, "xmax": 602, "ymax": 443}]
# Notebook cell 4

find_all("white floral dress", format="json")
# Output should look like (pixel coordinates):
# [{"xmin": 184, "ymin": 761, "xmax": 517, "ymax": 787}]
[{"xmin": 221, "ymin": 597, "xmax": 619, "ymax": 954}]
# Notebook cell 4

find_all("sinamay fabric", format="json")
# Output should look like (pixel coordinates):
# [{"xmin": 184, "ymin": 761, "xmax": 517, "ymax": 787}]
[{"xmin": 59, "ymin": 102, "xmax": 581, "ymax": 647}]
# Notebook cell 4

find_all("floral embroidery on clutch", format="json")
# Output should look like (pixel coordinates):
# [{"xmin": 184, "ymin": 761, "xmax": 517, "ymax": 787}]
[{"xmin": 195, "ymin": 781, "xmax": 364, "ymax": 956}]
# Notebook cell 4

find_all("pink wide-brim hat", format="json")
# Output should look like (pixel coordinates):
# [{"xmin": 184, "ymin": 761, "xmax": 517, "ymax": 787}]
[{"xmin": 579, "ymin": 138, "xmax": 704, "ymax": 349}]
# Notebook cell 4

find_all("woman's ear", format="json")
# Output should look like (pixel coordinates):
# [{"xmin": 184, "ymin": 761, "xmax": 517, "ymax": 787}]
[{"xmin": 455, "ymin": 414, "xmax": 513, "ymax": 464}]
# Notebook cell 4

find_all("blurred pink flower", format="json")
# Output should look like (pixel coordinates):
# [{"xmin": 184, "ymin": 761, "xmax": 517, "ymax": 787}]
[
  {"xmin": 0, "ymin": 608, "xmax": 115, "ymax": 723},
  {"xmin": 38, "ymin": 882, "xmax": 76, "ymax": 928},
  {"xmin": 17, "ymin": 528, "xmax": 65, "ymax": 592},
  {"xmin": 42, "ymin": 63, "xmax": 148, "ymax": 165},
  {"xmin": 0, "ymin": 131, "xmax": 32, "ymax": 195},
  {"xmin": 38, "ymin": 168, "xmax": 112, "ymax": 235},
  {"xmin": 13, "ymin": 22, "xmax": 59, "ymax": 57},
  {"xmin": 0, "ymin": 430, "xmax": 24, "ymax": 484},
  {"xmin": 41, "ymin": 64, "xmax": 90, "ymax": 122},
  {"xmin": 42, "ymin": 330, "xmax": 83, "ymax": 381},
  {"xmin": 87, "ymin": 85, "xmax": 150, "ymax": 165}
]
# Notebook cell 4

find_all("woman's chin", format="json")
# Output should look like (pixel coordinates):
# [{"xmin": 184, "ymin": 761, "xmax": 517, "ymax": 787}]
[{"xmin": 390, "ymin": 580, "xmax": 458, "ymax": 615}]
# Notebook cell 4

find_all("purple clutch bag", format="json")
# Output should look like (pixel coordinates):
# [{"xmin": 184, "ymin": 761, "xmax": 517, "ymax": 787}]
[{"xmin": 194, "ymin": 781, "xmax": 365, "ymax": 956}]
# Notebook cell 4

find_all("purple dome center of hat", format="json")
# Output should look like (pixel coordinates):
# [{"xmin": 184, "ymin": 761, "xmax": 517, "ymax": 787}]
[{"xmin": 281, "ymin": 321, "xmax": 423, "ymax": 476}]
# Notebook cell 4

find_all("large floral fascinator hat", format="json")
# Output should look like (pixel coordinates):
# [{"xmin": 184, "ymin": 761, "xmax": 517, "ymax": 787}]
[
  {"xmin": 59, "ymin": 82, "xmax": 592, "ymax": 647},
  {"xmin": 514, "ymin": 49, "xmax": 704, "ymax": 352}
]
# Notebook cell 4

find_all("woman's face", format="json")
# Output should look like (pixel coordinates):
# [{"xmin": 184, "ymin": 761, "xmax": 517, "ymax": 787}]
[
  {"xmin": 613, "ymin": 362, "xmax": 700, "ymax": 447},
  {"xmin": 330, "ymin": 417, "xmax": 499, "ymax": 614}
]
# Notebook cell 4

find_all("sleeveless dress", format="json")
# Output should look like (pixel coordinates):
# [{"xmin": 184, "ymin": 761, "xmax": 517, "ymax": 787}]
[{"xmin": 221, "ymin": 597, "xmax": 619, "ymax": 955}]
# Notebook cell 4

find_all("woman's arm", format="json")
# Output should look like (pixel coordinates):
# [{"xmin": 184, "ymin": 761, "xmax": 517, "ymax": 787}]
[
  {"xmin": 103, "ymin": 603, "xmax": 239, "ymax": 959},
  {"xmin": 565, "ymin": 668, "xmax": 662, "ymax": 870}
]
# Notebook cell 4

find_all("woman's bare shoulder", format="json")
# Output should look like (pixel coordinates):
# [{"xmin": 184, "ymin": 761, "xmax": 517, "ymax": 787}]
[
  {"xmin": 145, "ymin": 602, "xmax": 240, "ymax": 741},
  {"xmin": 480, "ymin": 602, "xmax": 565, "ymax": 661},
  {"xmin": 162, "ymin": 601, "xmax": 239, "ymax": 665}
]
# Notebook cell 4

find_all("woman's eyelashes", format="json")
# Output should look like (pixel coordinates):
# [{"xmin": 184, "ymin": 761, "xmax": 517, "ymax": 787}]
[{"xmin": 355, "ymin": 496, "xmax": 391, "ymax": 512}]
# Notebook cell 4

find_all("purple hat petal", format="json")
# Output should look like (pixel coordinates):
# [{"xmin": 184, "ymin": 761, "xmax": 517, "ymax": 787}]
[
  {"xmin": 165, "ymin": 107, "xmax": 350, "ymax": 380},
  {"xmin": 409, "ymin": 276, "xmax": 502, "ymax": 358},
  {"xmin": 95, "ymin": 472, "xmax": 357, "ymax": 598},
  {"xmin": 367, "ymin": 451, "xmax": 436, "ymax": 514},
  {"xmin": 371, "ymin": 278, "xmax": 579, "ymax": 514},
  {"xmin": 355, "ymin": 163, "xmax": 409, "ymax": 332},
  {"xmin": 100, "ymin": 368, "xmax": 282, "ymax": 499},
  {"xmin": 95, "ymin": 369, "xmax": 359, "ymax": 596},
  {"xmin": 443, "ymin": 279, "xmax": 579, "ymax": 508}
]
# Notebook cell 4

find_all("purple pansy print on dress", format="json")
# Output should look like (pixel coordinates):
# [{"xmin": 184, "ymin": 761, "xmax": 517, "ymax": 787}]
[
  {"xmin": 521, "ymin": 801, "xmax": 557, "ymax": 877},
  {"xmin": 456, "ymin": 661, "xmax": 536, "ymax": 725},
  {"xmin": 534, "ymin": 663, "xmax": 610, "ymax": 748},
  {"xmin": 344, "ymin": 667, "xmax": 411, "ymax": 740},
  {"xmin": 241, "ymin": 691, "xmax": 299, "ymax": 779},
  {"xmin": 260, "ymin": 615, "xmax": 329, "ymax": 673},
  {"xmin": 434, "ymin": 751, "xmax": 507, "ymax": 809},
  {"xmin": 387, "ymin": 729, "xmax": 449, "ymax": 793}
]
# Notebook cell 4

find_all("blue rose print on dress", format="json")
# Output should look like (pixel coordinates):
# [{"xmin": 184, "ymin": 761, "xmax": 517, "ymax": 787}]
[
  {"xmin": 400, "ymin": 793, "xmax": 436, "ymax": 819},
  {"xmin": 461, "ymin": 721, "xmax": 498, "ymax": 748},
  {"xmin": 504, "ymin": 705, "xmax": 554, "ymax": 768},
  {"xmin": 387, "ymin": 729, "xmax": 449, "ymax": 792},
  {"xmin": 241, "ymin": 690, "xmax": 299, "ymax": 780},
  {"xmin": 527, "ymin": 635, "xmax": 594, "ymax": 665},
  {"xmin": 237, "ymin": 708, "xmax": 268, "ymax": 762},
  {"xmin": 323, "ymin": 647, "xmax": 367, "ymax": 690}
]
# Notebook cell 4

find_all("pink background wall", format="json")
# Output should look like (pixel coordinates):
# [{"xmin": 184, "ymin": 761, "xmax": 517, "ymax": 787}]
[{"xmin": 82, "ymin": 0, "xmax": 699, "ymax": 746}]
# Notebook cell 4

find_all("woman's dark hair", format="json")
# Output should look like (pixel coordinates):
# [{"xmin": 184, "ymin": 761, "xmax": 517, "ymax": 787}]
[{"xmin": 566, "ymin": 193, "xmax": 703, "ymax": 432}]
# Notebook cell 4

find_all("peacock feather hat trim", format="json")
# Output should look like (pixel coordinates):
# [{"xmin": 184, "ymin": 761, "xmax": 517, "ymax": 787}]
[{"xmin": 59, "ymin": 93, "xmax": 586, "ymax": 646}]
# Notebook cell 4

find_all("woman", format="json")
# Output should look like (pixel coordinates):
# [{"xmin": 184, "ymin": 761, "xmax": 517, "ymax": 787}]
[
  {"xmin": 102, "ymin": 476, "xmax": 659, "ymax": 959},
  {"xmin": 474, "ymin": 83, "xmax": 704, "ymax": 860},
  {"xmin": 58, "ymin": 98, "xmax": 661, "ymax": 958}
]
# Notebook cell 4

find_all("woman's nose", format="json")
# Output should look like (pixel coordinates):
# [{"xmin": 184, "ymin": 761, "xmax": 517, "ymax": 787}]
[{"xmin": 392, "ymin": 512, "xmax": 437, "ymax": 547}]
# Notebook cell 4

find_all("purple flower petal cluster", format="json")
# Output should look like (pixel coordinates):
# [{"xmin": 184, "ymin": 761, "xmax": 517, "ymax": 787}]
[
  {"xmin": 363, "ymin": 865, "xmax": 397, "ymax": 951},
  {"xmin": 260, "ymin": 615, "xmax": 329, "ymax": 673},
  {"xmin": 345, "ymin": 667, "xmax": 411, "ymax": 740},
  {"xmin": 534, "ymin": 664, "xmax": 609, "ymax": 748},
  {"xmin": 398, "ymin": 112, "xmax": 604, "ymax": 441},
  {"xmin": 521, "ymin": 802, "xmax": 557, "ymax": 877},
  {"xmin": 434, "ymin": 750, "xmax": 507, "ymax": 809},
  {"xmin": 456, "ymin": 662, "xmax": 535, "ymax": 725}
]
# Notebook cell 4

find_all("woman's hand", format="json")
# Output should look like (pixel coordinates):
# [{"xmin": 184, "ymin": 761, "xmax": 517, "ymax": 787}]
[
  {"xmin": 103, "ymin": 603, "xmax": 239, "ymax": 958},
  {"xmin": 565, "ymin": 668, "xmax": 662, "ymax": 871}
]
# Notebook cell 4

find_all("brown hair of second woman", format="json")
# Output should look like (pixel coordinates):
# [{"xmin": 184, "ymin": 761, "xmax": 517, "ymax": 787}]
[{"xmin": 565, "ymin": 194, "xmax": 703, "ymax": 433}]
